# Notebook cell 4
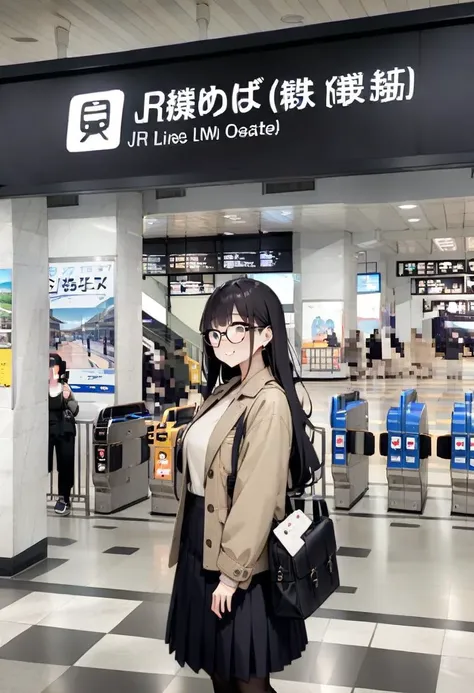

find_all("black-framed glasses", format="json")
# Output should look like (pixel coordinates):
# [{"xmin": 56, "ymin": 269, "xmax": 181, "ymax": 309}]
[{"xmin": 203, "ymin": 322, "xmax": 264, "ymax": 348}]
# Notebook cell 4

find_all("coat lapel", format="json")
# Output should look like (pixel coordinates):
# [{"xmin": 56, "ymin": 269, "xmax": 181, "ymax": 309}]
[{"xmin": 204, "ymin": 398, "xmax": 246, "ymax": 479}]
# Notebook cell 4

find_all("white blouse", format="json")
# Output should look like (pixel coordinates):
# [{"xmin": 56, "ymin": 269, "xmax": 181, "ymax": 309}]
[{"xmin": 184, "ymin": 394, "xmax": 234, "ymax": 496}]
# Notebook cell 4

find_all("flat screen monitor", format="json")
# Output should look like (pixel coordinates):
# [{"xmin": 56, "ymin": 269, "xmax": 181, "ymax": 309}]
[{"xmin": 357, "ymin": 273, "xmax": 381, "ymax": 294}]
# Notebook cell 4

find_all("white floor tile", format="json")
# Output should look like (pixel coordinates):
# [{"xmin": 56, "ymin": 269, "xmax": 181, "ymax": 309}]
[
  {"xmin": 443, "ymin": 630, "xmax": 474, "ymax": 659},
  {"xmin": 38, "ymin": 595, "xmax": 141, "ymax": 633},
  {"xmin": 0, "ymin": 592, "xmax": 73, "ymax": 625},
  {"xmin": 0, "ymin": 659, "xmax": 68, "ymax": 693},
  {"xmin": 0, "ymin": 621, "xmax": 31, "ymax": 646},
  {"xmin": 436, "ymin": 656, "xmax": 474, "ymax": 693},
  {"xmin": 75, "ymin": 634, "xmax": 180, "ymax": 675},
  {"xmin": 323, "ymin": 619, "xmax": 376, "ymax": 647},
  {"xmin": 305, "ymin": 617, "xmax": 329, "ymax": 642},
  {"xmin": 272, "ymin": 683, "xmax": 351, "ymax": 693},
  {"xmin": 371, "ymin": 623, "xmax": 445, "ymax": 655}
]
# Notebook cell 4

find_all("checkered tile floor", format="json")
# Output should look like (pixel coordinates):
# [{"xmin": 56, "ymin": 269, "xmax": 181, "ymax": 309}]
[{"xmin": 0, "ymin": 584, "xmax": 471, "ymax": 692}]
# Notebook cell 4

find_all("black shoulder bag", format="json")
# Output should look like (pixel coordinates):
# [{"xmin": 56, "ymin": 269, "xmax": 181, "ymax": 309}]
[{"xmin": 228, "ymin": 413, "xmax": 340, "ymax": 620}]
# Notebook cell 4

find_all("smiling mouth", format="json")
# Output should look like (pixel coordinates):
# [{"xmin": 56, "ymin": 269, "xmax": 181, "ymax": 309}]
[{"xmin": 225, "ymin": 350, "xmax": 235, "ymax": 357}]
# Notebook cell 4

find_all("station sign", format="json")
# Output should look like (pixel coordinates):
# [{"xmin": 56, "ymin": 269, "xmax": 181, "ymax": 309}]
[
  {"xmin": 398, "ymin": 259, "xmax": 473, "ymax": 278},
  {"xmin": 411, "ymin": 277, "xmax": 465, "ymax": 296},
  {"xmin": 2, "ymin": 8, "xmax": 474, "ymax": 194}
]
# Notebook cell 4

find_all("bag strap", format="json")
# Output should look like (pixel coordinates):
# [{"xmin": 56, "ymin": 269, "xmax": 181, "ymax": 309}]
[{"xmin": 227, "ymin": 412, "xmax": 247, "ymax": 503}]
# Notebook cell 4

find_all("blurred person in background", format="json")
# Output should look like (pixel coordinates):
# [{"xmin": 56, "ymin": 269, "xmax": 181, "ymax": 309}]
[{"xmin": 48, "ymin": 354, "xmax": 79, "ymax": 516}]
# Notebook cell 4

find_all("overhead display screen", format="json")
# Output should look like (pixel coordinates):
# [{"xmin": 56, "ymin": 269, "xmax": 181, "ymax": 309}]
[
  {"xmin": 142, "ymin": 254, "xmax": 166, "ymax": 276},
  {"xmin": 259, "ymin": 250, "xmax": 292, "ymax": 272},
  {"xmin": 357, "ymin": 273, "xmax": 381, "ymax": 294},
  {"xmin": 222, "ymin": 252, "xmax": 258, "ymax": 271},
  {"xmin": 169, "ymin": 274, "xmax": 214, "ymax": 295},
  {"xmin": 411, "ymin": 277, "xmax": 465, "ymax": 295}
]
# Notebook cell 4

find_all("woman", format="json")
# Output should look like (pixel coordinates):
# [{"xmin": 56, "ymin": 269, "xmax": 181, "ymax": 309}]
[
  {"xmin": 166, "ymin": 279, "xmax": 320, "ymax": 693},
  {"xmin": 48, "ymin": 354, "xmax": 79, "ymax": 516}
]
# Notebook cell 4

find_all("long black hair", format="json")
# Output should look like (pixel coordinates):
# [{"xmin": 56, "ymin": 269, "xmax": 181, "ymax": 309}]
[{"xmin": 200, "ymin": 278, "xmax": 320, "ymax": 494}]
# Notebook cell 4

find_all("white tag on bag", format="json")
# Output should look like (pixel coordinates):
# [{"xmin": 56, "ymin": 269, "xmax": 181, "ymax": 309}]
[{"xmin": 273, "ymin": 510, "xmax": 312, "ymax": 557}]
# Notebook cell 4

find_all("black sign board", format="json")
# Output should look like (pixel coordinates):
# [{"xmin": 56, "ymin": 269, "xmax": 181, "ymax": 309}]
[
  {"xmin": 397, "ymin": 261, "xmax": 436, "ymax": 277},
  {"xmin": 168, "ymin": 253, "xmax": 218, "ymax": 274},
  {"xmin": 437, "ymin": 260, "xmax": 466, "ymax": 274},
  {"xmin": 397, "ymin": 259, "xmax": 469, "ymax": 277},
  {"xmin": 3, "ymin": 7, "xmax": 474, "ymax": 195},
  {"xmin": 422, "ymin": 299, "xmax": 474, "ymax": 313},
  {"xmin": 411, "ymin": 277, "xmax": 465, "ymax": 295},
  {"xmin": 169, "ymin": 274, "xmax": 214, "ymax": 296}
]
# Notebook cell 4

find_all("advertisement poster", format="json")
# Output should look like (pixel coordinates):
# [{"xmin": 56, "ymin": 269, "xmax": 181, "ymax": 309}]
[
  {"xmin": 49, "ymin": 260, "xmax": 115, "ymax": 394},
  {"xmin": 0, "ymin": 268, "xmax": 12, "ymax": 391},
  {"xmin": 357, "ymin": 293, "xmax": 381, "ymax": 335},
  {"xmin": 302, "ymin": 301, "xmax": 344, "ymax": 348}
]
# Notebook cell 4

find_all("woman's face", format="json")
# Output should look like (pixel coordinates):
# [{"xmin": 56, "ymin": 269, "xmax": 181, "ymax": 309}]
[
  {"xmin": 50, "ymin": 364, "xmax": 60, "ymax": 380},
  {"xmin": 208, "ymin": 310, "xmax": 272, "ymax": 369}
]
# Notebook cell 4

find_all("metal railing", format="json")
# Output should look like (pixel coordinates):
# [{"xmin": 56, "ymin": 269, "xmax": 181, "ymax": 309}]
[
  {"xmin": 48, "ymin": 415, "xmax": 95, "ymax": 516},
  {"xmin": 305, "ymin": 347, "xmax": 342, "ymax": 373}
]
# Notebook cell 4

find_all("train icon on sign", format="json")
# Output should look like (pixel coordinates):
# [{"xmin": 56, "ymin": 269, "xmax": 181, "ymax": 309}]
[
  {"xmin": 66, "ymin": 89, "xmax": 125, "ymax": 153},
  {"xmin": 80, "ymin": 100, "xmax": 111, "ymax": 142}
]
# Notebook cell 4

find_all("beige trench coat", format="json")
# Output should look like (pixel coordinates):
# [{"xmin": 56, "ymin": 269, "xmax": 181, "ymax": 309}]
[{"xmin": 169, "ymin": 367, "xmax": 292, "ymax": 590}]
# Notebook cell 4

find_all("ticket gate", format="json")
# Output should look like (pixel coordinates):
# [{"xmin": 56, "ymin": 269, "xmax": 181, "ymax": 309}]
[
  {"xmin": 437, "ymin": 392, "xmax": 474, "ymax": 515},
  {"xmin": 380, "ymin": 389, "xmax": 431, "ymax": 513},
  {"xmin": 93, "ymin": 402, "xmax": 150, "ymax": 514},
  {"xmin": 149, "ymin": 404, "xmax": 197, "ymax": 515},
  {"xmin": 330, "ymin": 392, "xmax": 374, "ymax": 509}
]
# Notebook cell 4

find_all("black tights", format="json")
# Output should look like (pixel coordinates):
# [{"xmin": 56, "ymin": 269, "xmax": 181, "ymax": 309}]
[{"xmin": 212, "ymin": 674, "xmax": 276, "ymax": 692}]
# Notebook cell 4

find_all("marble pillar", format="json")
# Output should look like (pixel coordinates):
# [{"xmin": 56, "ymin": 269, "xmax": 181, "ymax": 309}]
[
  {"xmin": 0, "ymin": 197, "xmax": 49, "ymax": 575},
  {"xmin": 115, "ymin": 192, "xmax": 143, "ymax": 404}
]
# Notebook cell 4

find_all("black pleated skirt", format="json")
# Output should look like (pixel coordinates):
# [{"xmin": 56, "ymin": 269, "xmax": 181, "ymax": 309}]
[{"xmin": 166, "ymin": 493, "xmax": 307, "ymax": 681}]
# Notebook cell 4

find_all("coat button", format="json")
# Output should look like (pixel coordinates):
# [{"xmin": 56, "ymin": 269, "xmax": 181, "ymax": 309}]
[
  {"xmin": 207, "ymin": 504, "xmax": 214, "ymax": 513},
  {"xmin": 206, "ymin": 539, "xmax": 212, "ymax": 548},
  {"xmin": 208, "ymin": 469, "xmax": 214, "ymax": 479},
  {"xmin": 233, "ymin": 569, "xmax": 241, "ymax": 577},
  {"xmin": 242, "ymin": 570, "xmax": 248, "ymax": 578}
]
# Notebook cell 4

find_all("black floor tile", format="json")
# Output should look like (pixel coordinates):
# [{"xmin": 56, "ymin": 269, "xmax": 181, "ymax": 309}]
[
  {"xmin": 42, "ymin": 667, "xmax": 174, "ymax": 693},
  {"xmin": 48, "ymin": 537, "xmax": 77, "ymax": 547},
  {"xmin": 15, "ymin": 558, "xmax": 68, "ymax": 581},
  {"xmin": 0, "ymin": 625, "xmax": 103, "ymax": 666},
  {"xmin": 0, "ymin": 588, "xmax": 30, "ymax": 610},
  {"xmin": 356, "ymin": 647, "xmax": 441, "ymax": 693},
  {"xmin": 273, "ymin": 641, "xmax": 367, "ymax": 687},
  {"xmin": 93, "ymin": 525, "xmax": 118, "ymax": 530},
  {"xmin": 337, "ymin": 546, "xmax": 371, "ymax": 558},
  {"xmin": 336, "ymin": 586, "xmax": 357, "ymax": 594},
  {"xmin": 390, "ymin": 522, "xmax": 421, "ymax": 528},
  {"xmin": 103, "ymin": 546, "xmax": 140, "ymax": 555},
  {"xmin": 112, "ymin": 601, "xmax": 169, "ymax": 640}
]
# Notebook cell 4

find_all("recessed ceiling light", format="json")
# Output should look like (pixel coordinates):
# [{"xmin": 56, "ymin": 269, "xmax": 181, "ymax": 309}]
[
  {"xmin": 223, "ymin": 231, "xmax": 234, "ymax": 236},
  {"xmin": 408, "ymin": 218, "xmax": 421, "ymax": 223},
  {"xmin": 434, "ymin": 237, "xmax": 457, "ymax": 251},
  {"xmin": 398, "ymin": 204, "xmax": 418, "ymax": 210},
  {"xmin": 281, "ymin": 14, "xmax": 305, "ymax": 24},
  {"xmin": 11, "ymin": 36, "xmax": 38, "ymax": 43}
]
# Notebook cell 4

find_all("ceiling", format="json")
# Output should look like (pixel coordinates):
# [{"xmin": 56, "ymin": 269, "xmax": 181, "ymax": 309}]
[
  {"xmin": 143, "ymin": 196, "xmax": 474, "ymax": 255},
  {"xmin": 0, "ymin": 0, "xmax": 463, "ymax": 65}
]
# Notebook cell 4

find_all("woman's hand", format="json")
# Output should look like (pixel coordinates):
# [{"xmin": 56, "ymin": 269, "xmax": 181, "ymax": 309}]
[
  {"xmin": 211, "ymin": 582, "xmax": 236, "ymax": 619},
  {"xmin": 62, "ymin": 383, "xmax": 71, "ymax": 400}
]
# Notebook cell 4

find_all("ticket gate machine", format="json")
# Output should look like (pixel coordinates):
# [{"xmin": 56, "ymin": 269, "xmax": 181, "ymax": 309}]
[
  {"xmin": 149, "ymin": 404, "xmax": 197, "ymax": 515},
  {"xmin": 330, "ymin": 392, "xmax": 374, "ymax": 509},
  {"xmin": 437, "ymin": 392, "xmax": 474, "ymax": 515},
  {"xmin": 380, "ymin": 389, "xmax": 431, "ymax": 513},
  {"xmin": 93, "ymin": 402, "xmax": 150, "ymax": 514}
]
